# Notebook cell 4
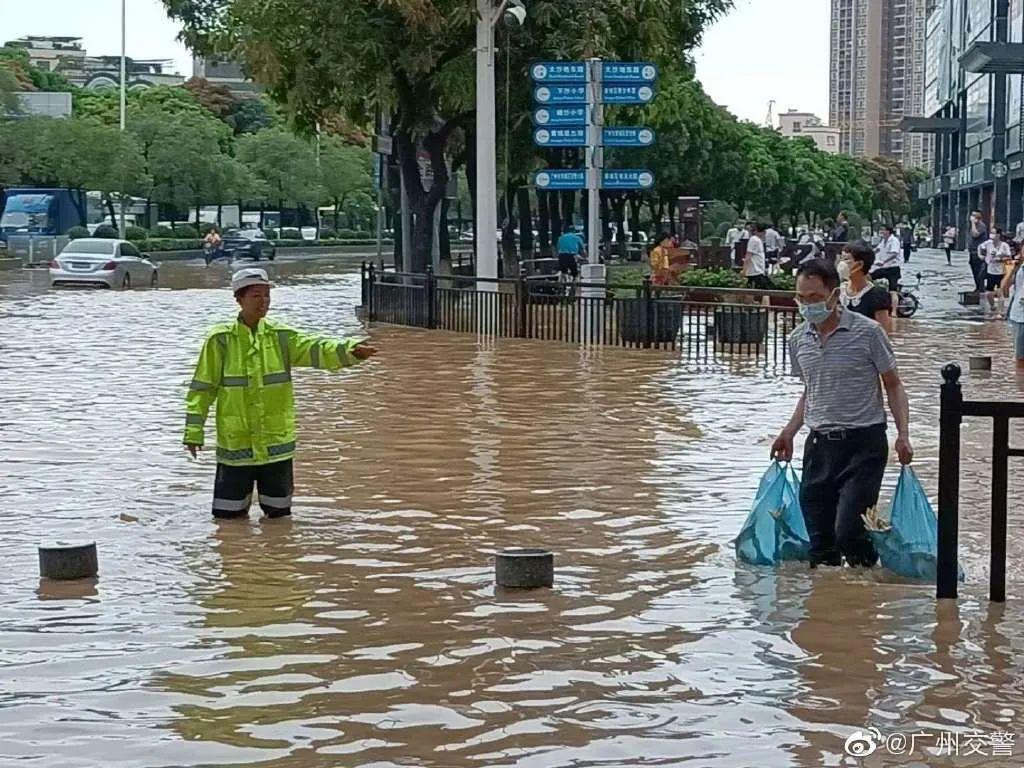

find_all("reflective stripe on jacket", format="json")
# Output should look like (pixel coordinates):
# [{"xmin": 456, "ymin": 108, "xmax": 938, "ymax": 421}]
[{"xmin": 184, "ymin": 315, "xmax": 362, "ymax": 466}]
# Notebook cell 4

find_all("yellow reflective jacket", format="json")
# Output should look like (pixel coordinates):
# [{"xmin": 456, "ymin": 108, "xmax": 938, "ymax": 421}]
[{"xmin": 184, "ymin": 315, "xmax": 362, "ymax": 466}]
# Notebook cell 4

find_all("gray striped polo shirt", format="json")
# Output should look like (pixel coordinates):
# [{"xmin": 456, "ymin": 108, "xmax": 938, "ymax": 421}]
[{"xmin": 788, "ymin": 309, "xmax": 897, "ymax": 430}]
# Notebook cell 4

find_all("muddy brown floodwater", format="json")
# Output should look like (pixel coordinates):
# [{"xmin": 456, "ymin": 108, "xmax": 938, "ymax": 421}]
[{"xmin": 2, "ymin": 250, "xmax": 1024, "ymax": 767}]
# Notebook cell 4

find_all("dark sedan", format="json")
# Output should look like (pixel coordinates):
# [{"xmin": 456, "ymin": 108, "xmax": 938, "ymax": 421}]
[{"xmin": 222, "ymin": 229, "xmax": 276, "ymax": 261}]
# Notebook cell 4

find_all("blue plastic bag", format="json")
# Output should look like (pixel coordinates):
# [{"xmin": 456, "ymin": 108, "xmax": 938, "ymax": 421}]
[
  {"xmin": 735, "ymin": 462, "xmax": 811, "ymax": 565},
  {"xmin": 865, "ymin": 466, "xmax": 965, "ymax": 581}
]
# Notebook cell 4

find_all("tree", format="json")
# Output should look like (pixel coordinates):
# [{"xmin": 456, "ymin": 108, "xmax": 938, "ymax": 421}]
[
  {"xmin": 147, "ymin": 112, "xmax": 234, "ymax": 223},
  {"xmin": 236, "ymin": 127, "xmax": 320, "ymax": 226},
  {"xmin": 319, "ymin": 137, "xmax": 374, "ymax": 230},
  {"xmin": 74, "ymin": 85, "xmax": 212, "ymax": 126},
  {"xmin": 0, "ymin": 66, "xmax": 21, "ymax": 115},
  {"xmin": 184, "ymin": 76, "xmax": 239, "ymax": 128},
  {"xmin": 231, "ymin": 95, "xmax": 278, "ymax": 134},
  {"xmin": 0, "ymin": 46, "xmax": 73, "ymax": 92}
]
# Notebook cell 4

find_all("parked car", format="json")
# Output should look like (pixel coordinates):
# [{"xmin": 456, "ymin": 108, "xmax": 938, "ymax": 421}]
[
  {"xmin": 222, "ymin": 228, "xmax": 276, "ymax": 261},
  {"xmin": 50, "ymin": 238, "xmax": 158, "ymax": 289}
]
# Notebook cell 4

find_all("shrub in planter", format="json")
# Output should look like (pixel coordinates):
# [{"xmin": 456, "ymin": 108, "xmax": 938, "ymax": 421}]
[
  {"xmin": 353, "ymin": 230, "xmax": 371, "ymax": 239},
  {"xmin": 338, "ymin": 228, "xmax": 359, "ymax": 239},
  {"xmin": 618, "ymin": 298, "xmax": 682, "ymax": 344},
  {"xmin": 281, "ymin": 227, "xmax": 301, "ymax": 239},
  {"xmin": 93, "ymin": 224, "xmax": 118, "ymax": 239},
  {"xmin": 198, "ymin": 222, "xmax": 218, "ymax": 236},
  {"xmin": 320, "ymin": 229, "xmax": 339, "ymax": 239},
  {"xmin": 125, "ymin": 225, "xmax": 149, "ymax": 241},
  {"xmin": 715, "ymin": 307, "xmax": 769, "ymax": 345},
  {"xmin": 151, "ymin": 225, "xmax": 175, "ymax": 239},
  {"xmin": 67, "ymin": 225, "xmax": 89, "ymax": 240},
  {"xmin": 173, "ymin": 224, "xmax": 199, "ymax": 238}
]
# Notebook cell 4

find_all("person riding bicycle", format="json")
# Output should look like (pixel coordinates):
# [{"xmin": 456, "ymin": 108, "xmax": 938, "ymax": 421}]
[
  {"xmin": 203, "ymin": 227, "xmax": 223, "ymax": 266},
  {"xmin": 556, "ymin": 229, "xmax": 586, "ymax": 279}
]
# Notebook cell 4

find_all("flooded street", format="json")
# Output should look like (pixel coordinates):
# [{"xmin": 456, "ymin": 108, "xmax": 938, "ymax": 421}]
[{"xmin": 3, "ymin": 250, "xmax": 1024, "ymax": 767}]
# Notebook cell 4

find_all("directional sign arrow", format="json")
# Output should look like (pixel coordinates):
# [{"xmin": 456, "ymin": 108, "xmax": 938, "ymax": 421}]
[
  {"xmin": 601, "ymin": 169, "xmax": 655, "ymax": 190},
  {"xmin": 602, "ymin": 127, "xmax": 656, "ymax": 147},
  {"xmin": 533, "ymin": 169, "xmax": 587, "ymax": 190},
  {"xmin": 532, "ymin": 106, "xmax": 588, "ymax": 126},
  {"xmin": 534, "ymin": 127, "xmax": 588, "ymax": 147}
]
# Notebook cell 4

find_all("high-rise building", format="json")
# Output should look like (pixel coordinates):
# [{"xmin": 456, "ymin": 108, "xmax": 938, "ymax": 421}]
[{"xmin": 830, "ymin": 0, "xmax": 932, "ymax": 168}]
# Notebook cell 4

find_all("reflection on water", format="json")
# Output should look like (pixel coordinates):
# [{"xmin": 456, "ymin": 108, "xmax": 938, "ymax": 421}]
[{"xmin": 2, "ymin": 251, "xmax": 1024, "ymax": 767}]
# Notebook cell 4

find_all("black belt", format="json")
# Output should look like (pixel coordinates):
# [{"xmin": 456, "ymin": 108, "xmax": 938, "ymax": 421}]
[{"xmin": 810, "ymin": 424, "xmax": 886, "ymax": 441}]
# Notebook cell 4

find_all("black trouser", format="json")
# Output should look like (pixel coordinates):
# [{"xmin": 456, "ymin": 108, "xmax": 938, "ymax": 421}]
[
  {"xmin": 212, "ymin": 459, "xmax": 293, "ymax": 519},
  {"xmin": 903, "ymin": 245, "xmax": 912, "ymax": 263},
  {"xmin": 944, "ymin": 245, "xmax": 952, "ymax": 264},
  {"xmin": 800, "ymin": 424, "xmax": 887, "ymax": 567},
  {"xmin": 871, "ymin": 266, "xmax": 901, "ymax": 292},
  {"xmin": 969, "ymin": 249, "xmax": 985, "ymax": 291},
  {"xmin": 747, "ymin": 274, "xmax": 771, "ymax": 289}
]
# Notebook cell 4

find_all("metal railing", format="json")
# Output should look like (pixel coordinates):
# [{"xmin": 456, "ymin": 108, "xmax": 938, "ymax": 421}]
[
  {"xmin": 361, "ymin": 263, "xmax": 799, "ymax": 364},
  {"xmin": 938, "ymin": 363, "xmax": 1021, "ymax": 602}
]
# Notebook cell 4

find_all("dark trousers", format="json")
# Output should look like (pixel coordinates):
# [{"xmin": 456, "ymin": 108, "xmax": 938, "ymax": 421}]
[
  {"xmin": 969, "ymin": 250, "xmax": 985, "ymax": 291},
  {"xmin": 212, "ymin": 459, "xmax": 293, "ymax": 518},
  {"xmin": 747, "ymin": 274, "xmax": 771, "ymax": 289},
  {"xmin": 902, "ymin": 245, "xmax": 912, "ymax": 263},
  {"xmin": 800, "ymin": 424, "xmax": 888, "ymax": 566}
]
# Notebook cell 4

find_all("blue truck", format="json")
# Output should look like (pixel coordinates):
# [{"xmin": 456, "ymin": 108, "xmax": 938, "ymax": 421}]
[{"xmin": 0, "ymin": 187, "xmax": 88, "ymax": 244}]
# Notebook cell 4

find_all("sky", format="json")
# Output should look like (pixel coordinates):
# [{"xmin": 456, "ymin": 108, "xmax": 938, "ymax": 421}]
[{"xmin": 1, "ymin": 0, "xmax": 831, "ymax": 127}]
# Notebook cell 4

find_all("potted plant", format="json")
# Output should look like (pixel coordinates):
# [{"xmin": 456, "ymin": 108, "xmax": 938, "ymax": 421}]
[
  {"xmin": 677, "ymin": 268, "xmax": 745, "ymax": 303},
  {"xmin": 767, "ymin": 272, "xmax": 797, "ymax": 308}
]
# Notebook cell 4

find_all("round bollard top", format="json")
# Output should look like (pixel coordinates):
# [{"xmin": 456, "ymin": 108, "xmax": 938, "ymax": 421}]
[
  {"xmin": 499, "ymin": 548, "xmax": 552, "ymax": 557},
  {"xmin": 495, "ymin": 548, "xmax": 554, "ymax": 589},
  {"xmin": 39, "ymin": 540, "xmax": 96, "ymax": 551}
]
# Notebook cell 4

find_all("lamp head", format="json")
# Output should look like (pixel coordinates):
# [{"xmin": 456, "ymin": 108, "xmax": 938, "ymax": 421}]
[{"xmin": 503, "ymin": 0, "xmax": 526, "ymax": 28}]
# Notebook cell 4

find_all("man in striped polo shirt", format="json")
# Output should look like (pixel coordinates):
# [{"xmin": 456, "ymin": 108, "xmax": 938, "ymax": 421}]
[{"xmin": 771, "ymin": 259, "xmax": 913, "ymax": 568}]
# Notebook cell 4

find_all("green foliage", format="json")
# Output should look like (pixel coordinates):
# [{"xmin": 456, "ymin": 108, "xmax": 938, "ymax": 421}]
[
  {"xmin": 138, "ymin": 238, "xmax": 204, "ymax": 252},
  {"xmin": 770, "ymin": 272, "xmax": 796, "ymax": 291},
  {"xmin": 67, "ymin": 225, "xmax": 89, "ymax": 240},
  {"xmin": 677, "ymin": 268, "xmax": 746, "ymax": 289},
  {"xmin": 236, "ymin": 127, "xmax": 319, "ymax": 206},
  {"xmin": 125, "ymin": 225, "xmax": 149, "ymax": 241},
  {"xmin": 0, "ymin": 46, "xmax": 73, "ymax": 91},
  {"xmin": 280, "ymin": 228, "xmax": 301, "ymax": 239},
  {"xmin": 93, "ymin": 224, "xmax": 118, "ymax": 238},
  {"xmin": 0, "ymin": 66, "xmax": 21, "ymax": 114},
  {"xmin": 173, "ymin": 224, "xmax": 199, "ymax": 237},
  {"xmin": 231, "ymin": 96, "xmax": 279, "ymax": 134},
  {"xmin": 151, "ymin": 225, "xmax": 175, "ymax": 238}
]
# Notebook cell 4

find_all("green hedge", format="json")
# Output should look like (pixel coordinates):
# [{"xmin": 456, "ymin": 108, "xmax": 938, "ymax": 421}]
[
  {"xmin": 173, "ymin": 224, "xmax": 200, "ymax": 238},
  {"xmin": 67, "ymin": 226, "xmax": 89, "ymax": 240},
  {"xmin": 129, "ymin": 238, "xmax": 203, "ymax": 252},
  {"xmin": 151, "ymin": 225, "xmax": 175, "ymax": 238},
  {"xmin": 93, "ymin": 224, "xmax": 118, "ymax": 239},
  {"xmin": 125, "ymin": 225, "xmax": 149, "ymax": 241}
]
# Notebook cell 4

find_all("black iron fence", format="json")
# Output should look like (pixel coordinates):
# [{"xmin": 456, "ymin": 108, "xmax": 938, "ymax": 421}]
[
  {"xmin": 938, "ymin": 363, "xmax": 1022, "ymax": 602},
  {"xmin": 361, "ymin": 263, "xmax": 799, "ymax": 364}
]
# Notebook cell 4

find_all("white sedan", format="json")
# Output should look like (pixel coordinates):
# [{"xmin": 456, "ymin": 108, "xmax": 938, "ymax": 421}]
[{"xmin": 50, "ymin": 238, "xmax": 158, "ymax": 289}]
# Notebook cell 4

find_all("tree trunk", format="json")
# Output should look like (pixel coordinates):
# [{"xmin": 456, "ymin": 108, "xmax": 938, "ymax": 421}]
[
  {"xmin": 334, "ymin": 198, "xmax": 341, "ymax": 231},
  {"xmin": 561, "ymin": 190, "xmax": 576, "ymax": 234},
  {"xmin": 195, "ymin": 201, "xmax": 202, "ymax": 229},
  {"xmin": 439, "ymin": 196, "xmax": 451, "ymax": 266},
  {"xmin": 217, "ymin": 203, "xmax": 223, "ymax": 228},
  {"xmin": 396, "ymin": 122, "xmax": 454, "ymax": 272},
  {"xmin": 549, "ymin": 191, "xmax": 563, "ymax": 245},
  {"xmin": 628, "ymin": 194, "xmax": 641, "ymax": 245},
  {"xmin": 259, "ymin": 206, "xmax": 265, "ymax": 230},
  {"xmin": 517, "ymin": 185, "xmax": 533, "ymax": 257},
  {"xmin": 600, "ymin": 191, "xmax": 613, "ymax": 247},
  {"xmin": 537, "ymin": 190, "xmax": 551, "ymax": 255},
  {"xmin": 105, "ymin": 195, "xmax": 117, "ymax": 229},
  {"xmin": 612, "ymin": 195, "xmax": 627, "ymax": 258},
  {"xmin": 667, "ymin": 199, "xmax": 676, "ymax": 232}
]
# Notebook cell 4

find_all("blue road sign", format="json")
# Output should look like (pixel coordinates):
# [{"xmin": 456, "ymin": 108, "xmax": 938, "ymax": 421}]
[
  {"xmin": 602, "ymin": 127, "xmax": 656, "ymax": 147},
  {"xmin": 533, "ymin": 85, "xmax": 587, "ymax": 105},
  {"xmin": 601, "ymin": 84, "xmax": 656, "ymax": 105},
  {"xmin": 534, "ymin": 127, "xmax": 587, "ymax": 147},
  {"xmin": 532, "ymin": 106, "xmax": 588, "ymax": 126},
  {"xmin": 602, "ymin": 169, "xmax": 655, "ymax": 190},
  {"xmin": 530, "ymin": 62, "xmax": 587, "ymax": 83},
  {"xmin": 533, "ymin": 169, "xmax": 587, "ymax": 190},
  {"xmin": 601, "ymin": 62, "xmax": 659, "ymax": 83}
]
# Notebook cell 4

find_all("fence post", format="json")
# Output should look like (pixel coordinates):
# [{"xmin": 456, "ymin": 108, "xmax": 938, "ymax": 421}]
[
  {"xmin": 642, "ymin": 276, "xmax": 654, "ymax": 349},
  {"xmin": 517, "ymin": 268, "xmax": 528, "ymax": 338},
  {"xmin": 367, "ymin": 262, "xmax": 377, "ymax": 322},
  {"xmin": 425, "ymin": 265, "xmax": 436, "ymax": 329},
  {"xmin": 360, "ymin": 261, "xmax": 367, "ymax": 308},
  {"xmin": 937, "ymin": 363, "xmax": 963, "ymax": 600}
]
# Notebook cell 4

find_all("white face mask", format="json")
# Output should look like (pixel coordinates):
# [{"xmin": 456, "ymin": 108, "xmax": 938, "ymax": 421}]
[{"xmin": 837, "ymin": 261, "xmax": 852, "ymax": 281}]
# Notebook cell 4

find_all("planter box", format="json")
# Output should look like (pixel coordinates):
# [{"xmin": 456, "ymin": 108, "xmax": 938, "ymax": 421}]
[
  {"xmin": 769, "ymin": 295, "xmax": 797, "ymax": 309},
  {"xmin": 959, "ymin": 291, "xmax": 982, "ymax": 306},
  {"xmin": 681, "ymin": 288, "xmax": 723, "ymax": 304},
  {"xmin": 715, "ymin": 308, "xmax": 769, "ymax": 345},
  {"xmin": 618, "ymin": 299, "xmax": 682, "ymax": 344}
]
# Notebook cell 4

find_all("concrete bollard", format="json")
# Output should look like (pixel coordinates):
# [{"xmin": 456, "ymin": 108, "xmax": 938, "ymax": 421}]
[
  {"xmin": 39, "ymin": 541, "xmax": 98, "ymax": 581},
  {"xmin": 969, "ymin": 356, "xmax": 992, "ymax": 372},
  {"xmin": 495, "ymin": 548, "xmax": 553, "ymax": 589}
]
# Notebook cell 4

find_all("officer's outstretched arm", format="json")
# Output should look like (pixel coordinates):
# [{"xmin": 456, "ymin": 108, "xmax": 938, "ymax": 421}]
[{"xmin": 285, "ymin": 329, "xmax": 363, "ymax": 371}]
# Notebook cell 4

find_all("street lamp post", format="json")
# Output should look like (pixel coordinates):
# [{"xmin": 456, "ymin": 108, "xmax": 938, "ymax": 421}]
[
  {"xmin": 118, "ymin": 0, "xmax": 127, "ymax": 235},
  {"xmin": 475, "ymin": 0, "xmax": 524, "ymax": 289}
]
